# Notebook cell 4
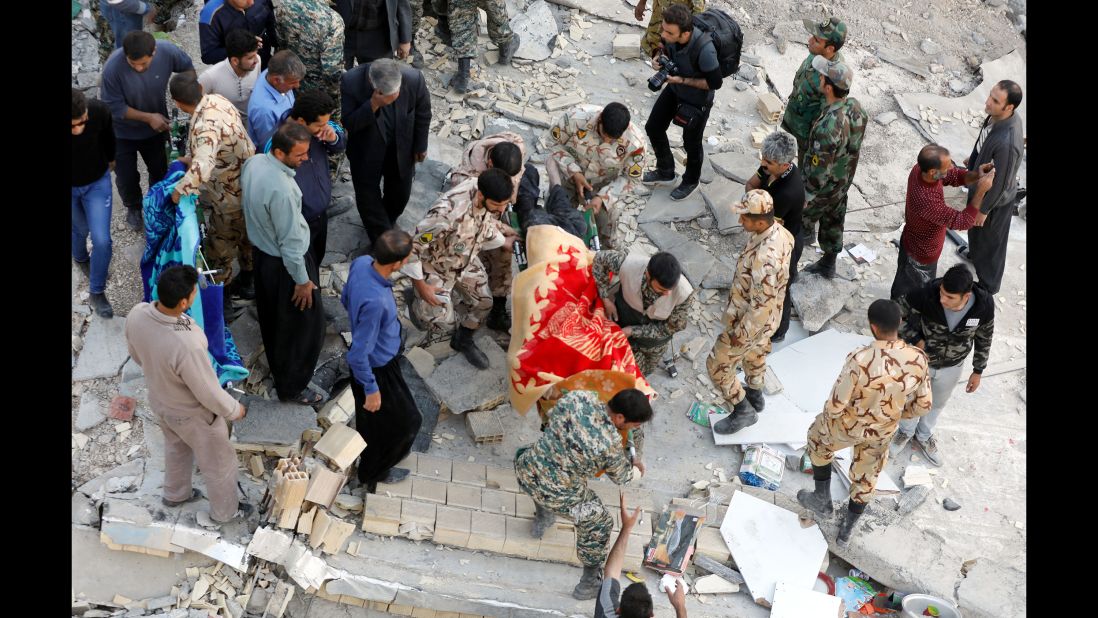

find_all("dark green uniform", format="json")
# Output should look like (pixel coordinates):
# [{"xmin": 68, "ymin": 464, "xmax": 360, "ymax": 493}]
[
  {"xmin": 801, "ymin": 96, "xmax": 867, "ymax": 254},
  {"xmin": 781, "ymin": 50, "xmax": 845, "ymax": 164}
]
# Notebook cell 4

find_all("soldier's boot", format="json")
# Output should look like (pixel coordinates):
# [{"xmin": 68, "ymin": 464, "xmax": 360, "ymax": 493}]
[
  {"xmin": 435, "ymin": 17, "xmax": 452, "ymax": 45},
  {"xmin": 486, "ymin": 297, "xmax": 510, "ymax": 332},
  {"xmin": 450, "ymin": 325, "xmax": 490, "ymax": 369},
  {"xmin": 712, "ymin": 398, "xmax": 757, "ymax": 435},
  {"xmin": 743, "ymin": 386, "xmax": 765, "ymax": 412},
  {"xmin": 804, "ymin": 251, "xmax": 837, "ymax": 279},
  {"xmin": 796, "ymin": 478, "xmax": 835, "ymax": 518},
  {"xmin": 230, "ymin": 269, "xmax": 256, "ymax": 300},
  {"xmin": 572, "ymin": 566, "xmax": 603, "ymax": 601},
  {"xmin": 498, "ymin": 34, "xmax": 520, "ymax": 65},
  {"xmin": 451, "ymin": 57, "xmax": 476, "ymax": 94},
  {"xmin": 836, "ymin": 502, "xmax": 866, "ymax": 549},
  {"xmin": 531, "ymin": 503, "xmax": 556, "ymax": 539}
]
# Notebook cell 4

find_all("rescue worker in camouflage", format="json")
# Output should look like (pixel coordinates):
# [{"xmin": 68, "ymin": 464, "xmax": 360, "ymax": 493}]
[
  {"xmin": 272, "ymin": 0, "xmax": 345, "ymax": 122},
  {"xmin": 94, "ymin": 0, "xmax": 157, "ymax": 63},
  {"xmin": 706, "ymin": 190, "xmax": 793, "ymax": 435},
  {"xmin": 402, "ymin": 169, "xmax": 517, "ymax": 369},
  {"xmin": 633, "ymin": 0, "xmax": 705, "ymax": 59},
  {"xmin": 890, "ymin": 264, "xmax": 994, "ymax": 467},
  {"xmin": 167, "ymin": 74, "xmax": 257, "ymax": 301},
  {"xmin": 798, "ymin": 299, "xmax": 932, "ymax": 548},
  {"xmin": 594, "ymin": 250, "xmax": 695, "ymax": 376},
  {"xmin": 780, "ymin": 16, "xmax": 847, "ymax": 164},
  {"xmin": 514, "ymin": 388, "xmax": 654, "ymax": 600},
  {"xmin": 439, "ymin": 0, "xmax": 519, "ymax": 93},
  {"xmin": 449, "ymin": 132, "xmax": 526, "ymax": 333},
  {"xmin": 800, "ymin": 58, "xmax": 867, "ymax": 279},
  {"xmin": 546, "ymin": 103, "xmax": 646, "ymax": 249}
]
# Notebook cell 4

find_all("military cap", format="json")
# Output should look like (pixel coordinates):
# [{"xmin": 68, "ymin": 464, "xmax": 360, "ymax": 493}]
[
  {"xmin": 730, "ymin": 189, "xmax": 774, "ymax": 215},
  {"xmin": 812, "ymin": 56, "xmax": 854, "ymax": 90},
  {"xmin": 802, "ymin": 16, "xmax": 847, "ymax": 47}
]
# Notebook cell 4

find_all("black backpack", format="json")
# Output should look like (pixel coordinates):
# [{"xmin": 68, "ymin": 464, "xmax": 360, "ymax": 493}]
[{"xmin": 691, "ymin": 9, "xmax": 744, "ymax": 78}]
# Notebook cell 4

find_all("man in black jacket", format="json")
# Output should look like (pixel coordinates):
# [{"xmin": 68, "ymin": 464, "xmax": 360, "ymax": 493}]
[
  {"xmin": 641, "ymin": 4, "xmax": 723, "ymax": 201},
  {"xmin": 892, "ymin": 264, "xmax": 995, "ymax": 466},
  {"xmin": 341, "ymin": 58, "xmax": 431, "ymax": 243},
  {"xmin": 335, "ymin": 0, "xmax": 414, "ymax": 68}
]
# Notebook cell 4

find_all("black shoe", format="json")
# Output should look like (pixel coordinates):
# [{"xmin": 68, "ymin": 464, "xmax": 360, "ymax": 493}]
[
  {"xmin": 435, "ymin": 19, "xmax": 452, "ymax": 45},
  {"xmin": 74, "ymin": 260, "xmax": 90, "ymax": 278},
  {"xmin": 642, "ymin": 169, "xmax": 677, "ymax": 186},
  {"xmin": 498, "ymin": 34, "xmax": 520, "ymax": 65},
  {"xmin": 381, "ymin": 467, "xmax": 410, "ymax": 484},
  {"xmin": 411, "ymin": 49, "xmax": 425, "ymax": 69},
  {"xmin": 743, "ymin": 386, "xmax": 765, "ymax": 411},
  {"xmin": 486, "ymin": 297, "xmax": 510, "ymax": 333},
  {"xmin": 770, "ymin": 332, "xmax": 786, "ymax": 343},
  {"xmin": 126, "ymin": 208, "xmax": 143, "ymax": 231},
  {"xmin": 804, "ymin": 252, "xmax": 837, "ymax": 279},
  {"xmin": 90, "ymin": 293, "xmax": 114, "ymax": 318},
  {"xmin": 957, "ymin": 245, "xmax": 971, "ymax": 260},
  {"xmin": 572, "ymin": 566, "xmax": 603, "ymax": 600},
  {"xmin": 203, "ymin": 502, "xmax": 255, "ymax": 528},
  {"xmin": 452, "ymin": 57, "xmax": 473, "ymax": 94},
  {"xmin": 796, "ymin": 478, "xmax": 834, "ymax": 518},
  {"xmin": 162, "ymin": 488, "xmax": 204, "ymax": 508},
  {"xmin": 670, "ymin": 180, "xmax": 699, "ymax": 201},
  {"xmin": 712, "ymin": 398, "xmax": 757, "ymax": 435},
  {"xmin": 231, "ymin": 270, "xmax": 256, "ymax": 300},
  {"xmin": 836, "ymin": 504, "xmax": 864, "ymax": 548},
  {"xmin": 531, "ymin": 502, "xmax": 556, "ymax": 539},
  {"xmin": 450, "ymin": 325, "xmax": 490, "ymax": 369}
]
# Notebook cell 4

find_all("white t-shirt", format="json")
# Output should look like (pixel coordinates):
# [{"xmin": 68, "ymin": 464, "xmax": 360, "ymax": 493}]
[{"xmin": 197, "ymin": 59, "xmax": 259, "ymax": 121}]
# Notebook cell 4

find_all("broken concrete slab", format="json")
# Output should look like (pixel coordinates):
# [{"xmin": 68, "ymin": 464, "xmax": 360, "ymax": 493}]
[
  {"xmin": 72, "ymin": 493, "xmax": 99, "ymax": 526},
  {"xmin": 788, "ymin": 274, "xmax": 858, "ymax": 332},
  {"xmin": 395, "ymin": 158, "xmax": 451, "ymax": 233},
  {"xmin": 423, "ymin": 335, "xmax": 508, "ymax": 414},
  {"xmin": 76, "ymin": 392, "xmax": 108, "ymax": 431},
  {"xmin": 770, "ymin": 581, "xmax": 843, "ymax": 617},
  {"xmin": 708, "ymin": 150, "xmax": 762, "ymax": 185},
  {"xmin": 766, "ymin": 330, "xmax": 872, "ymax": 414},
  {"xmin": 73, "ymin": 315, "xmax": 130, "ymax": 381},
  {"xmin": 404, "ymin": 346, "xmax": 435, "ymax": 379},
  {"xmin": 700, "ymin": 176, "xmax": 746, "ymax": 234},
  {"xmin": 401, "ymin": 356, "xmax": 442, "ymax": 452},
  {"xmin": 230, "ymin": 399, "xmax": 318, "ymax": 448},
  {"xmin": 545, "ymin": 0, "xmax": 641, "ymax": 26},
  {"xmin": 637, "ymin": 222, "xmax": 715, "ymax": 287},
  {"xmin": 636, "ymin": 187, "xmax": 707, "ymax": 224},
  {"xmin": 511, "ymin": 0, "xmax": 557, "ymax": 62},
  {"xmin": 77, "ymin": 459, "xmax": 145, "ymax": 497},
  {"xmin": 956, "ymin": 559, "xmax": 1026, "ymax": 618},
  {"xmin": 701, "ymin": 255, "xmax": 736, "ymax": 290}
]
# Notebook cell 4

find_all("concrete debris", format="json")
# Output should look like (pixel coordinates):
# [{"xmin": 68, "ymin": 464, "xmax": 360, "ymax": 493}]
[
  {"xmin": 76, "ymin": 392, "xmax": 108, "ymax": 431},
  {"xmin": 693, "ymin": 574, "xmax": 740, "ymax": 594},
  {"xmin": 896, "ymin": 485, "xmax": 932, "ymax": 515},
  {"xmin": 73, "ymin": 316, "xmax": 130, "ymax": 381},
  {"xmin": 942, "ymin": 497, "xmax": 962, "ymax": 511},
  {"xmin": 902, "ymin": 465, "xmax": 933, "ymax": 488}
]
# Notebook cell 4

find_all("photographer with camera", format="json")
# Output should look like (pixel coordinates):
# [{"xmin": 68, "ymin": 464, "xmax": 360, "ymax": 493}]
[{"xmin": 641, "ymin": 4, "xmax": 724, "ymax": 201}]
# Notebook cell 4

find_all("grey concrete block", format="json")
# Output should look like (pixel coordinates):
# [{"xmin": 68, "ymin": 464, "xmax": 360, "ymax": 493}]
[
  {"xmin": 789, "ymin": 274, "xmax": 858, "ymax": 332},
  {"xmin": 708, "ymin": 151, "xmax": 762, "ymax": 185},
  {"xmin": 231, "ymin": 399, "xmax": 318, "ymax": 446},
  {"xmin": 75, "ymin": 392, "xmax": 108, "ymax": 431},
  {"xmin": 73, "ymin": 315, "xmax": 130, "ymax": 381},
  {"xmin": 637, "ymin": 188, "xmax": 707, "ymax": 224},
  {"xmin": 700, "ymin": 176, "xmax": 746, "ymax": 234},
  {"xmin": 424, "ymin": 335, "xmax": 508, "ymax": 414}
]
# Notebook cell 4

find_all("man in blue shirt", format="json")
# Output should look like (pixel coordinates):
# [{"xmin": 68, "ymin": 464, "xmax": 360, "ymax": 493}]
[
  {"xmin": 247, "ymin": 50, "xmax": 304, "ymax": 147},
  {"xmin": 200, "ymin": 0, "xmax": 279, "ymax": 69},
  {"xmin": 342, "ymin": 230, "xmax": 423, "ymax": 492}
]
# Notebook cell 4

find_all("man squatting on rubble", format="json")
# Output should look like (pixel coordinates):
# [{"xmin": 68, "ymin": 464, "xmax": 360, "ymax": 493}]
[
  {"xmin": 797, "ymin": 299, "xmax": 933, "ymax": 547},
  {"xmin": 514, "ymin": 388, "xmax": 655, "ymax": 600}
]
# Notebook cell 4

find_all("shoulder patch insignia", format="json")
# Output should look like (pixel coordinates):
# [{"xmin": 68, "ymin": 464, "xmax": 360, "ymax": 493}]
[
  {"xmin": 632, "ymin": 153, "xmax": 644, "ymax": 163},
  {"xmin": 419, "ymin": 232, "xmax": 433, "ymax": 243},
  {"xmin": 551, "ymin": 126, "xmax": 561, "ymax": 141},
  {"xmin": 628, "ymin": 163, "xmax": 642, "ymax": 178},
  {"xmin": 616, "ymin": 144, "xmax": 626, "ymax": 157},
  {"xmin": 577, "ymin": 129, "xmax": 587, "ymax": 140},
  {"xmin": 811, "ymin": 154, "xmax": 820, "ymax": 167},
  {"xmin": 453, "ymin": 242, "xmax": 466, "ymax": 253}
]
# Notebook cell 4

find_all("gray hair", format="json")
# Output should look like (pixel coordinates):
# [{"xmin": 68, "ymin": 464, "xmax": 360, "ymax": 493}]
[
  {"xmin": 761, "ymin": 130, "xmax": 798, "ymax": 165},
  {"xmin": 369, "ymin": 59, "xmax": 403, "ymax": 95},
  {"xmin": 268, "ymin": 50, "xmax": 306, "ymax": 80}
]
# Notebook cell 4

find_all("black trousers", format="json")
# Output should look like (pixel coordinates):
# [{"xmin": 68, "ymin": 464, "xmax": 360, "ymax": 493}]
[
  {"xmin": 645, "ymin": 87, "xmax": 711, "ymax": 185},
  {"xmin": 352, "ymin": 356, "xmax": 423, "ymax": 484},
  {"xmin": 253, "ymin": 247, "xmax": 325, "ymax": 400},
  {"xmin": 351, "ymin": 143, "xmax": 415, "ymax": 243},
  {"xmin": 115, "ymin": 133, "xmax": 168, "ymax": 211},
  {"xmin": 307, "ymin": 211, "xmax": 329, "ymax": 269},
  {"xmin": 889, "ymin": 242, "xmax": 937, "ymax": 301},
  {"xmin": 967, "ymin": 205, "xmax": 1012, "ymax": 295},
  {"xmin": 773, "ymin": 233, "xmax": 803, "ymax": 339},
  {"xmin": 514, "ymin": 163, "xmax": 587, "ymax": 238}
]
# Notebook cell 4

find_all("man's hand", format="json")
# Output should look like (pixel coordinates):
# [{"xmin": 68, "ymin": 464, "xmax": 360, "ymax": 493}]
[
  {"xmin": 963, "ymin": 156, "xmax": 971, "ymax": 167},
  {"xmin": 603, "ymin": 298, "xmax": 619, "ymax": 322},
  {"xmin": 415, "ymin": 152, "xmax": 428, "ymax": 163},
  {"xmin": 620, "ymin": 494, "xmax": 641, "ymax": 532},
  {"xmin": 364, "ymin": 390, "xmax": 382, "ymax": 412},
  {"xmin": 234, "ymin": 403, "xmax": 247, "ymax": 421},
  {"xmin": 978, "ymin": 162, "xmax": 995, "ymax": 176},
  {"xmin": 973, "ymin": 212, "xmax": 988, "ymax": 227},
  {"xmin": 370, "ymin": 89, "xmax": 399, "ymax": 113},
  {"xmin": 171, "ymin": 188, "xmax": 182, "ymax": 204},
  {"xmin": 966, "ymin": 372, "xmax": 982, "ymax": 393},
  {"xmin": 571, "ymin": 172, "xmax": 593, "ymax": 196},
  {"xmin": 502, "ymin": 235, "xmax": 517, "ymax": 252},
  {"xmin": 316, "ymin": 124, "xmax": 338, "ymax": 144},
  {"xmin": 633, "ymin": 459, "xmax": 646, "ymax": 477},
  {"xmin": 915, "ymin": 339, "xmax": 926, "ymax": 350},
  {"xmin": 291, "ymin": 281, "xmax": 318, "ymax": 311},
  {"xmin": 415, "ymin": 279, "xmax": 446, "ymax": 306},
  {"xmin": 396, "ymin": 42, "xmax": 411, "ymax": 59},
  {"xmin": 147, "ymin": 113, "xmax": 171, "ymax": 133},
  {"xmin": 651, "ymin": 55, "xmax": 663, "ymax": 70},
  {"xmin": 976, "ymin": 169, "xmax": 996, "ymax": 193},
  {"xmin": 256, "ymin": 35, "xmax": 264, "ymax": 50},
  {"xmin": 633, "ymin": 0, "xmax": 647, "ymax": 21},
  {"xmin": 666, "ymin": 579, "xmax": 687, "ymax": 615},
  {"xmin": 109, "ymin": 161, "xmax": 116, "ymax": 172},
  {"xmin": 176, "ymin": 155, "xmax": 192, "ymax": 168},
  {"xmin": 621, "ymin": 326, "xmax": 633, "ymax": 337},
  {"xmin": 587, "ymin": 195, "xmax": 605, "ymax": 214}
]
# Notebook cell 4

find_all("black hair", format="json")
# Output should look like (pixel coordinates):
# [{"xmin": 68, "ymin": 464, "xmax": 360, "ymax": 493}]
[
  {"xmin": 289, "ymin": 90, "xmax": 336, "ymax": 124},
  {"xmin": 488, "ymin": 142, "xmax": 523, "ymax": 177},
  {"xmin": 608, "ymin": 388, "xmax": 654, "ymax": 424},
  {"xmin": 271, "ymin": 121, "xmax": 313, "ymax": 156},
  {"xmin": 371, "ymin": 229, "xmax": 413, "ymax": 266},
  {"xmin": 867, "ymin": 299, "xmax": 902, "ymax": 334},
  {"xmin": 72, "ymin": 88, "xmax": 87, "ymax": 119},
  {"xmin": 600, "ymin": 102, "xmax": 631, "ymax": 139},
  {"xmin": 647, "ymin": 252, "xmax": 681, "ymax": 289},
  {"xmin": 917, "ymin": 144, "xmax": 948, "ymax": 173},
  {"xmin": 477, "ymin": 168, "xmax": 514, "ymax": 202},
  {"xmin": 661, "ymin": 4, "xmax": 694, "ymax": 33},
  {"xmin": 941, "ymin": 264, "xmax": 975, "ymax": 295},
  {"xmin": 169, "ymin": 73, "xmax": 203, "ymax": 106},
  {"xmin": 225, "ymin": 28, "xmax": 259, "ymax": 60},
  {"xmin": 620, "ymin": 582, "xmax": 654, "ymax": 618},
  {"xmin": 123, "ymin": 31, "xmax": 156, "ymax": 61},
  {"xmin": 996, "ymin": 79, "xmax": 1023, "ymax": 111},
  {"xmin": 157, "ymin": 265, "xmax": 198, "ymax": 309},
  {"xmin": 824, "ymin": 76, "xmax": 849, "ymax": 99}
]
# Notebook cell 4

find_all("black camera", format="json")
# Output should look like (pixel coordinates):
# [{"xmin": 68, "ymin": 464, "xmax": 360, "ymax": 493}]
[{"xmin": 648, "ymin": 55, "xmax": 678, "ymax": 91}]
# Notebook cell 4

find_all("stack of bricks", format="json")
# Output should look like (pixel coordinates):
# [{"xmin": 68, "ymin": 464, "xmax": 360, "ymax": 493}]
[
  {"xmin": 269, "ymin": 458, "xmax": 310, "ymax": 529},
  {"xmin": 464, "ymin": 409, "xmax": 504, "ymax": 445},
  {"xmin": 317, "ymin": 385, "xmax": 356, "ymax": 429},
  {"xmin": 313, "ymin": 584, "xmax": 491, "ymax": 618},
  {"xmin": 756, "ymin": 92, "xmax": 784, "ymax": 124}
]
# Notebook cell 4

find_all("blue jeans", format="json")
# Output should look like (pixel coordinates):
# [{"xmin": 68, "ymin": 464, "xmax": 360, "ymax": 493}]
[
  {"xmin": 100, "ymin": 0, "xmax": 144, "ymax": 49},
  {"xmin": 72, "ymin": 172, "xmax": 114, "ymax": 294}
]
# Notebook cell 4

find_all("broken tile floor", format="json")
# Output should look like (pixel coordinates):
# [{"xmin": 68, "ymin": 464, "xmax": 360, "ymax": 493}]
[{"xmin": 71, "ymin": 1, "xmax": 1025, "ymax": 617}]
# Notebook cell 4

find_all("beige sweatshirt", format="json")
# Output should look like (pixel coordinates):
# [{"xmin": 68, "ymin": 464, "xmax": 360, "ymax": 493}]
[{"xmin": 124, "ymin": 302, "xmax": 241, "ymax": 421}]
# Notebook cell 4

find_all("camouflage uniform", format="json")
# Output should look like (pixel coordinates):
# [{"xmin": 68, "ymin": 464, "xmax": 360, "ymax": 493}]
[
  {"xmin": 272, "ymin": 0, "xmax": 346, "ymax": 122},
  {"xmin": 592, "ymin": 249, "xmax": 694, "ymax": 376},
  {"xmin": 402, "ymin": 178, "xmax": 509, "ymax": 331},
  {"xmin": 445, "ymin": 0, "xmax": 512, "ymax": 59},
  {"xmin": 176, "ymin": 94, "xmax": 257, "ymax": 285},
  {"xmin": 449, "ymin": 132, "xmax": 526, "ymax": 298},
  {"xmin": 780, "ymin": 17, "xmax": 848, "ymax": 164},
  {"xmin": 707, "ymin": 191, "xmax": 793, "ymax": 406},
  {"xmin": 805, "ymin": 339, "xmax": 932, "ymax": 504},
  {"xmin": 802, "ymin": 94, "xmax": 867, "ymax": 254},
  {"xmin": 546, "ymin": 104, "xmax": 646, "ymax": 248},
  {"xmin": 640, "ymin": 0, "xmax": 705, "ymax": 58},
  {"xmin": 149, "ymin": 0, "xmax": 191, "ymax": 30},
  {"xmin": 90, "ymin": 1, "xmax": 115, "ymax": 65},
  {"xmin": 514, "ymin": 389, "xmax": 634, "ymax": 567}
]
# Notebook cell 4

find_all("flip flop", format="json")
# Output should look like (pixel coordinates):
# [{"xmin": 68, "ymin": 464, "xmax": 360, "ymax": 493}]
[{"xmin": 162, "ymin": 488, "xmax": 204, "ymax": 507}]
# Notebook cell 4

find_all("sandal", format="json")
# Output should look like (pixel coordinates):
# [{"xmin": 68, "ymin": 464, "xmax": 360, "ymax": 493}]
[
  {"xmin": 162, "ymin": 488, "xmax": 204, "ymax": 507},
  {"xmin": 282, "ymin": 389, "xmax": 323, "ymax": 405}
]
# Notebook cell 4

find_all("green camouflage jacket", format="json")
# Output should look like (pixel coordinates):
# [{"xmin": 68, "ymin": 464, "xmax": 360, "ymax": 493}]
[
  {"xmin": 802, "ymin": 96, "xmax": 867, "ymax": 208},
  {"xmin": 781, "ymin": 50, "xmax": 845, "ymax": 140},
  {"xmin": 898, "ymin": 280, "xmax": 995, "ymax": 372}
]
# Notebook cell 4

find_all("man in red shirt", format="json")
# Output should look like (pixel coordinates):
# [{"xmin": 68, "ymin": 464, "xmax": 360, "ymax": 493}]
[{"xmin": 889, "ymin": 145, "xmax": 995, "ymax": 300}]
